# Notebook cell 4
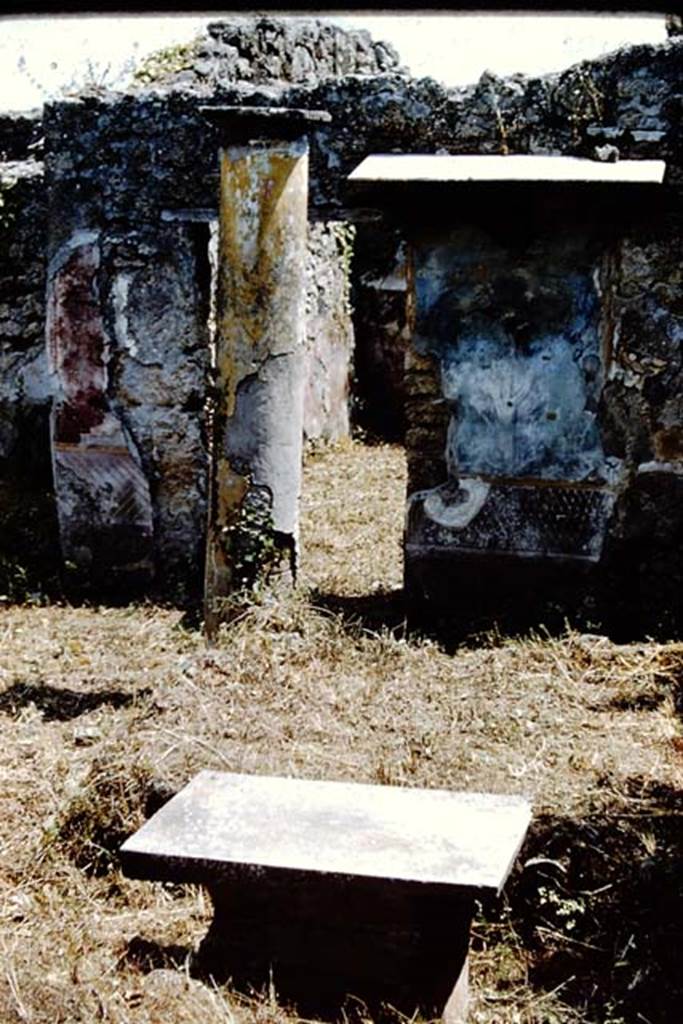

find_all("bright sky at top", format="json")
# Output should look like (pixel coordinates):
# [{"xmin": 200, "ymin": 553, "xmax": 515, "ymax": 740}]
[{"xmin": 0, "ymin": 13, "xmax": 668, "ymax": 115}]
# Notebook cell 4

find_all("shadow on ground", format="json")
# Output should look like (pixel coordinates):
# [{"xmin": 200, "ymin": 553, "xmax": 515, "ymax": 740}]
[
  {"xmin": 0, "ymin": 680, "xmax": 150, "ymax": 721},
  {"xmin": 122, "ymin": 934, "xmax": 192, "ymax": 973},
  {"xmin": 484, "ymin": 776, "xmax": 683, "ymax": 1023},
  {"xmin": 311, "ymin": 588, "xmax": 409, "ymax": 637},
  {"xmin": 121, "ymin": 932, "xmax": 446, "ymax": 1024},
  {"xmin": 310, "ymin": 586, "xmax": 583, "ymax": 652}
]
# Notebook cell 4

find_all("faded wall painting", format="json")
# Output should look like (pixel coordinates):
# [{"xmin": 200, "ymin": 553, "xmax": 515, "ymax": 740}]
[{"xmin": 407, "ymin": 225, "xmax": 620, "ymax": 561}]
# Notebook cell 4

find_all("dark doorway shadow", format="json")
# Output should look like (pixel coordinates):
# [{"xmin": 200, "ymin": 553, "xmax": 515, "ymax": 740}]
[{"xmin": 0, "ymin": 680, "xmax": 149, "ymax": 721}]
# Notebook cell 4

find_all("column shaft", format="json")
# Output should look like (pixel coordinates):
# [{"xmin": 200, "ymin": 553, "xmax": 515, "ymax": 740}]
[{"xmin": 205, "ymin": 137, "xmax": 308, "ymax": 629}]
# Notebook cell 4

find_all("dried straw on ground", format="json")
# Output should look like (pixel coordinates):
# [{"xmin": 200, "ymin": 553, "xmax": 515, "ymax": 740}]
[{"xmin": 0, "ymin": 440, "xmax": 681, "ymax": 1024}]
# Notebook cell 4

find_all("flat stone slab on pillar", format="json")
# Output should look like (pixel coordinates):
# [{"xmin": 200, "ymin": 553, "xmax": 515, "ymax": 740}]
[
  {"xmin": 120, "ymin": 771, "xmax": 531, "ymax": 1021},
  {"xmin": 201, "ymin": 104, "xmax": 331, "ymax": 140},
  {"xmin": 120, "ymin": 770, "xmax": 529, "ymax": 890},
  {"xmin": 348, "ymin": 153, "xmax": 666, "ymax": 185}
]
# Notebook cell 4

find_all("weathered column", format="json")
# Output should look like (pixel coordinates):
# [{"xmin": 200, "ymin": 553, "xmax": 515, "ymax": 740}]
[{"xmin": 201, "ymin": 106, "xmax": 330, "ymax": 633}]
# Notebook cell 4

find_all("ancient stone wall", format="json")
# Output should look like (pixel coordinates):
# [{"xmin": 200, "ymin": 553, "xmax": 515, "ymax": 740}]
[
  {"xmin": 311, "ymin": 41, "xmax": 679, "ymax": 197},
  {"xmin": 0, "ymin": 114, "xmax": 47, "ymax": 469},
  {"xmin": 141, "ymin": 16, "xmax": 404, "ymax": 89},
  {"xmin": 303, "ymin": 38, "xmax": 682, "ymax": 635},
  {"xmin": 28, "ymin": 11, "xmax": 403, "ymax": 594},
  {"xmin": 0, "ymin": 111, "xmax": 43, "ymax": 163},
  {"xmin": 302, "ymin": 40, "xmax": 682, "ymax": 445},
  {"xmin": 392, "ymin": 178, "xmax": 681, "ymax": 638},
  {"xmin": 0, "ymin": 19, "xmax": 680, "ymax": 626},
  {"xmin": 0, "ymin": 161, "xmax": 47, "ymax": 454},
  {"xmin": 309, "ymin": 39, "xmax": 679, "ymax": 636},
  {"xmin": 0, "ymin": 155, "xmax": 59, "ymax": 598},
  {"xmin": 303, "ymin": 221, "xmax": 355, "ymax": 443},
  {"xmin": 598, "ymin": 209, "xmax": 683, "ymax": 637},
  {"xmin": 37, "ymin": 84, "xmax": 366, "ymax": 596},
  {"xmin": 42, "ymin": 95, "xmax": 215, "ymax": 599}
]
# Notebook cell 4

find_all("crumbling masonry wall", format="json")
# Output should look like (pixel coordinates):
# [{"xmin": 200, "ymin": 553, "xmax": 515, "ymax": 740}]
[
  {"xmin": 151, "ymin": 17, "xmax": 404, "ymax": 87},
  {"xmin": 38, "ymin": 92, "xmax": 363, "ymax": 599},
  {"xmin": 0, "ymin": 141, "xmax": 61, "ymax": 598},
  {"xmin": 0, "ymin": 159, "xmax": 47, "ymax": 467},
  {"xmin": 303, "ymin": 221, "xmax": 355, "ymax": 443},
  {"xmin": 35, "ymin": 18, "xmax": 400, "ymax": 598},
  {"xmin": 0, "ymin": 20, "xmax": 680, "ymax": 629}
]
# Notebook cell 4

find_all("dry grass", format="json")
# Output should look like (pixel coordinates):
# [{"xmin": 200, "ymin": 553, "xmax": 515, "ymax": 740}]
[{"xmin": 0, "ymin": 438, "xmax": 682, "ymax": 1024}]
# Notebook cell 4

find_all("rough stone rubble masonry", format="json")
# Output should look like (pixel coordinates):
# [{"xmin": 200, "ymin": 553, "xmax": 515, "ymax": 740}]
[{"xmin": 0, "ymin": 20, "xmax": 681, "ymax": 633}]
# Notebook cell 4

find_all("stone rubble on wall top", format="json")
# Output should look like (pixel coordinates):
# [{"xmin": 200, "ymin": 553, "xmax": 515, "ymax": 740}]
[{"xmin": 136, "ymin": 17, "xmax": 407, "ymax": 94}]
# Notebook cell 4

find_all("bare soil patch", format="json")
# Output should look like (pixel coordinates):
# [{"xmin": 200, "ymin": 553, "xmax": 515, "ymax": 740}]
[{"xmin": 0, "ymin": 439, "xmax": 681, "ymax": 1023}]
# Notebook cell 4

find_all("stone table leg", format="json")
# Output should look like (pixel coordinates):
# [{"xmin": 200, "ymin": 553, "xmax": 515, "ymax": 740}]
[{"xmin": 196, "ymin": 870, "xmax": 473, "ymax": 1022}]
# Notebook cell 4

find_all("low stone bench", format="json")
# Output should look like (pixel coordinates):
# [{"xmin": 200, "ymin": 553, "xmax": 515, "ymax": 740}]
[{"xmin": 120, "ymin": 770, "xmax": 531, "ymax": 1022}]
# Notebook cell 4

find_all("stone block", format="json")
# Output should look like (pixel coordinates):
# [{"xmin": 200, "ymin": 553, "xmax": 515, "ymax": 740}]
[{"xmin": 121, "ymin": 770, "xmax": 531, "ymax": 1021}]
